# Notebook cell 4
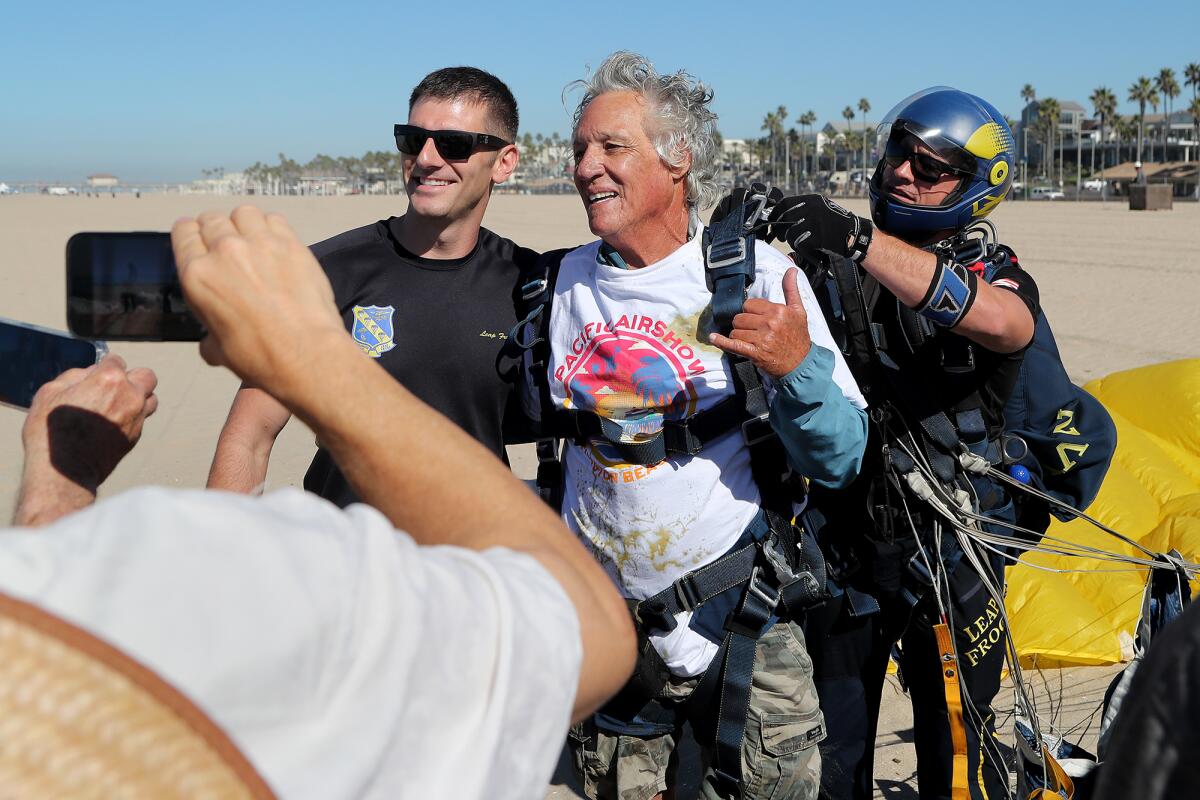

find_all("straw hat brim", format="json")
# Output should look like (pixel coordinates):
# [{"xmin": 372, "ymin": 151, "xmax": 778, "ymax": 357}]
[{"xmin": 0, "ymin": 589, "xmax": 276, "ymax": 798}]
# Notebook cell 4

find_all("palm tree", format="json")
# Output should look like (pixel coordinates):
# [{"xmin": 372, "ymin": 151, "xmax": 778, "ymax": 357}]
[
  {"xmin": 1090, "ymin": 87, "xmax": 1117, "ymax": 174},
  {"xmin": 1115, "ymin": 115, "xmax": 1138, "ymax": 164},
  {"xmin": 841, "ymin": 106, "xmax": 855, "ymax": 174},
  {"xmin": 1191, "ymin": 97, "xmax": 1200, "ymax": 169},
  {"xmin": 1187, "ymin": 63, "xmax": 1200, "ymax": 101},
  {"xmin": 1156, "ymin": 68, "xmax": 1180, "ymax": 162},
  {"xmin": 1037, "ymin": 97, "xmax": 1060, "ymax": 180},
  {"xmin": 1128, "ymin": 77, "xmax": 1157, "ymax": 165},
  {"xmin": 821, "ymin": 141, "xmax": 837, "ymax": 178},
  {"xmin": 1089, "ymin": 87, "xmax": 1117, "ymax": 198},
  {"xmin": 761, "ymin": 111, "xmax": 779, "ymax": 184},
  {"xmin": 1019, "ymin": 84, "xmax": 1036, "ymax": 174},
  {"xmin": 800, "ymin": 110, "xmax": 817, "ymax": 176},
  {"xmin": 786, "ymin": 127, "xmax": 800, "ymax": 190},
  {"xmin": 776, "ymin": 105, "xmax": 789, "ymax": 186},
  {"xmin": 857, "ymin": 97, "xmax": 871, "ymax": 174}
]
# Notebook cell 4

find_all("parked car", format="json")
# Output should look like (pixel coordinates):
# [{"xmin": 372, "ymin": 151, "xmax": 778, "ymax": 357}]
[
  {"xmin": 1083, "ymin": 178, "xmax": 1107, "ymax": 191},
  {"xmin": 1030, "ymin": 186, "xmax": 1065, "ymax": 200}
]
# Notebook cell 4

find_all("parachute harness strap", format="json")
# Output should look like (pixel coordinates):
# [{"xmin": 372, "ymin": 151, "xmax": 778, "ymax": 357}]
[
  {"xmin": 703, "ymin": 198, "xmax": 758, "ymax": 337},
  {"xmin": 934, "ymin": 619, "xmax": 971, "ymax": 800}
]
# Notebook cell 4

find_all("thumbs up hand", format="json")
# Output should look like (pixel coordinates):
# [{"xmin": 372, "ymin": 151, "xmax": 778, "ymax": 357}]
[{"xmin": 708, "ymin": 267, "xmax": 812, "ymax": 379}]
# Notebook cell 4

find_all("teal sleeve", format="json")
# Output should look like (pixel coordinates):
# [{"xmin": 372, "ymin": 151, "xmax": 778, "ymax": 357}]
[{"xmin": 768, "ymin": 344, "xmax": 868, "ymax": 489}]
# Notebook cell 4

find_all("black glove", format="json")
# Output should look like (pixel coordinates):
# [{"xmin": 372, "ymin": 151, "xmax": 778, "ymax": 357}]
[
  {"xmin": 709, "ymin": 182, "xmax": 784, "ymax": 229},
  {"xmin": 769, "ymin": 194, "xmax": 874, "ymax": 262}
]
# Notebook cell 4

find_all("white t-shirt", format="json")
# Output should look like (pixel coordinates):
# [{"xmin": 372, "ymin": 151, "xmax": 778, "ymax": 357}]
[
  {"xmin": 548, "ymin": 236, "xmax": 864, "ymax": 676},
  {"xmin": 0, "ymin": 487, "xmax": 581, "ymax": 799}
]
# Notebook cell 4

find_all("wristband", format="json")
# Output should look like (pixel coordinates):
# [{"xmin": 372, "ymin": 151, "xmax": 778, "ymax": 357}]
[
  {"xmin": 915, "ymin": 255, "xmax": 978, "ymax": 328},
  {"xmin": 848, "ymin": 217, "xmax": 873, "ymax": 263}
]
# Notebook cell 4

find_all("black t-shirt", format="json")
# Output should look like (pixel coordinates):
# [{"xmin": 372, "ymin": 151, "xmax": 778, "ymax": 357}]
[
  {"xmin": 809, "ymin": 249, "xmax": 1040, "ymax": 532},
  {"xmin": 869, "ymin": 257, "xmax": 1040, "ymax": 437},
  {"xmin": 302, "ymin": 218, "xmax": 539, "ymax": 507}
]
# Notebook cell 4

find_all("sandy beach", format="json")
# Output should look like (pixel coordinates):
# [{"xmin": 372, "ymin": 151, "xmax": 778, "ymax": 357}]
[{"xmin": 1, "ymin": 193, "xmax": 1197, "ymax": 797}]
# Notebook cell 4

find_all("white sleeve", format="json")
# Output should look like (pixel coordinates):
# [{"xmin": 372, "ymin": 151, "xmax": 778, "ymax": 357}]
[
  {"xmin": 396, "ymin": 543, "xmax": 583, "ymax": 800},
  {"xmin": 0, "ymin": 488, "xmax": 582, "ymax": 800}
]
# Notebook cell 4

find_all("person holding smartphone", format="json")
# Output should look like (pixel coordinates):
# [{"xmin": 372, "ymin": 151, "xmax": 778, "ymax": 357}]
[
  {"xmin": 207, "ymin": 66, "xmax": 538, "ymax": 504},
  {"xmin": 3, "ymin": 206, "xmax": 635, "ymax": 798}
]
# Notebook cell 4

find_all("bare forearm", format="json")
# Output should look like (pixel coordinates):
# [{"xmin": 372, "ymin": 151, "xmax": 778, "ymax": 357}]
[
  {"xmin": 274, "ymin": 340, "xmax": 636, "ymax": 717},
  {"xmin": 860, "ymin": 228, "xmax": 939, "ymax": 306},
  {"xmin": 207, "ymin": 387, "xmax": 290, "ymax": 493},
  {"xmin": 861, "ymin": 230, "xmax": 1034, "ymax": 352},
  {"xmin": 14, "ymin": 459, "xmax": 96, "ymax": 527},
  {"xmin": 207, "ymin": 435, "xmax": 273, "ymax": 492}
]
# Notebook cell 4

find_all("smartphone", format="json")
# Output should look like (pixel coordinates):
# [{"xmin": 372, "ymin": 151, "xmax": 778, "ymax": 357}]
[
  {"xmin": 66, "ymin": 232, "xmax": 205, "ymax": 341},
  {"xmin": 0, "ymin": 317, "xmax": 107, "ymax": 410}
]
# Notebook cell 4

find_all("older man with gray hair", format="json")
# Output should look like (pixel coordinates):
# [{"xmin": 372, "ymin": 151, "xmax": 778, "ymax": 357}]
[{"xmin": 513, "ymin": 52, "xmax": 869, "ymax": 798}]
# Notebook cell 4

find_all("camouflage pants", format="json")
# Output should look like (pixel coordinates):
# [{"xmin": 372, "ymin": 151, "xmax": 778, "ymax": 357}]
[{"xmin": 569, "ymin": 620, "xmax": 825, "ymax": 800}]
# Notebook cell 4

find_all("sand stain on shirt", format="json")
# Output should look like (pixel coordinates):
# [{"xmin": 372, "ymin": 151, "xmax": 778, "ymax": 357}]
[
  {"xmin": 667, "ymin": 306, "xmax": 722, "ymax": 358},
  {"xmin": 570, "ymin": 481, "xmax": 708, "ymax": 581}
]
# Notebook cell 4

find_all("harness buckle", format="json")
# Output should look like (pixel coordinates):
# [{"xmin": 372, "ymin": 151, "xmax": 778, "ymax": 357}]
[
  {"xmin": 535, "ymin": 438, "xmax": 559, "ymax": 464},
  {"xmin": 745, "ymin": 564, "xmax": 781, "ymax": 611},
  {"xmin": 661, "ymin": 419, "xmax": 702, "ymax": 456},
  {"xmin": 520, "ymin": 277, "xmax": 547, "ymax": 300},
  {"xmin": 673, "ymin": 575, "xmax": 704, "ymax": 612},
  {"xmin": 762, "ymin": 538, "xmax": 800, "ymax": 588},
  {"xmin": 706, "ymin": 237, "xmax": 747, "ymax": 271},
  {"xmin": 741, "ymin": 413, "xmax": 775, "ymax": 447}
]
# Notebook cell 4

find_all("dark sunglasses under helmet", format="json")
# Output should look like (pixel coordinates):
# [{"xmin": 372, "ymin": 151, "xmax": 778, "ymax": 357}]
[{"xmin": 882, "ymin": 133, "xmax": 975, "ymax": 185}]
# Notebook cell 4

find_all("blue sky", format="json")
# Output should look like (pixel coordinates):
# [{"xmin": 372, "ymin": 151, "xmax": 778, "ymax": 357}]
[{"xmin": 2, "ymin": 0, "xmax": 1198, "ymax": 183}]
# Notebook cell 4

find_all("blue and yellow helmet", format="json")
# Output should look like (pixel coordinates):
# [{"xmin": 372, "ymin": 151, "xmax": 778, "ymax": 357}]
[{"xmin": 868, "ymin": 86, "xmax": 1015, "ymax": 237}]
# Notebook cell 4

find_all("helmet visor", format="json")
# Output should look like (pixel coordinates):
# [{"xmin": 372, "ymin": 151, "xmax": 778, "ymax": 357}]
[{"xmin": 874, "ymin": 121, "xmax": 977, "ymax": 209}]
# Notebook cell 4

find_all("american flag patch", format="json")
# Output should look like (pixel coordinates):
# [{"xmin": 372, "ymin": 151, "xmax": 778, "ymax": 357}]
[{"xmin": 992, "ymin": 278, "xmax": 1020, "ymax": 291}]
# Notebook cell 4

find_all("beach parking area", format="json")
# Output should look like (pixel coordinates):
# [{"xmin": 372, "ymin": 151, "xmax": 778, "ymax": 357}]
[{"xmin": 1, "ymin": 193, "xmax": 1197, "ymax": 797}]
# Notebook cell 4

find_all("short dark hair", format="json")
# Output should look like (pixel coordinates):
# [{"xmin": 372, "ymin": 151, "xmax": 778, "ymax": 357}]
[{"xmin": 409, "ymin": 67, "xmax": 519, "ymax": 142}]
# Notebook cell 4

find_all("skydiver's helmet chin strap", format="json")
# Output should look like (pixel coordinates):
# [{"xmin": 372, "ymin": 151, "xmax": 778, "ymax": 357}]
[{"xmin": 868, "ymin": 86, "xmax": 1016, "ymax": 240}]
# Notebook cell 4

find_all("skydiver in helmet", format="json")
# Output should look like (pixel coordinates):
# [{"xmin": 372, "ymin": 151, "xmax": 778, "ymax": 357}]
[{"xmin": 715, "ymin": 87, "xmax": 1038, "ymax": 799}]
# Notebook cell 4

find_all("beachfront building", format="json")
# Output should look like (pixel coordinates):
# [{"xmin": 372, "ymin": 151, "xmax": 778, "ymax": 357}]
[
  {"xmin": 1096, "ymin": 161, "xmax": 1199, "ymax": 197},
  {"xmin": 296, "ymin": 167, "xmax": 349, "ymax": 196},
  {"xmin": 1017, "ymin": 100, "xmax": 1198, "ymax": 184},
  {"xmin": 86, "ymin": 174, "xmax": 119, "ymax": 189},
  {"xmin": 1015, "ymin": 100, "xmax": 1086, "ymax": 176},
  {"xmin": 189, "ymin": 172, "xmax": 247, "ymax": 195}
]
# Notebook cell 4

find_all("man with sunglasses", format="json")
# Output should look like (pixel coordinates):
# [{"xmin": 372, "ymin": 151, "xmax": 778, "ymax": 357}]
[
  {"xmin": 719, "ymin": 87, "xmax": 1038, "ymax": 799},
  {"xmin": 209, "ymin": 67, "xmax": 538, "ymax": 506}
]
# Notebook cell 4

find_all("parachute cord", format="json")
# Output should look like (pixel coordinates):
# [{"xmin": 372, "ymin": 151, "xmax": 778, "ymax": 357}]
[
  {"xmin": 886, "ymin": 432, "xmax": 1199, "ymax": 574},
  {"xmin": 888, "ymin": 429, "xmax": 1035, "ymax": 793},
  {"xmin": 886, "ymin": 432, "xmax": 1047, "ymax": 751},
  {"xmin": 880, "ymin": 419, "xmax": 1200, "ymax": 795},
  {"xmin": 957, "ymin": 534, "xmax": 1154, "ymax": 575},
  {"xmin": 885, "ymin": 432, "xmax": 1020, "ymax": 794},
  {"xmin": 943, "ymin": 527, "xmax": 1022, "ymax": 798},
  {"xmin": 901, "ymin": 489, "xmax": 947, "ymax": 620},
  {"xmin": 983, "ymin": 466, "xmax": 1161, "ymax": 560},
  {"xmin": 949, "ymin": 522, "xmax": 1041, "ymax": 797}
]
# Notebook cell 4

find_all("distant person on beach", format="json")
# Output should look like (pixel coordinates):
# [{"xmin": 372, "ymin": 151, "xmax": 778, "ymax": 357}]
[
  {"xmin": 3, "ymin": 206, "xmax": 635, "ymax": 798},
  {"xmin": 513, "ymin": 51, "xmax": 868, "ymax": 799},
  {"xmin": 207, "ymin": 66, "xmax": 537, "ymax": 505}
]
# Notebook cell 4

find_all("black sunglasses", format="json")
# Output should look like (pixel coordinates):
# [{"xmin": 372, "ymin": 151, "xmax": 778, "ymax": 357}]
[
  {"xmin": 883, "ymin": 136, "xmax": 973, "ymax": 184},
  {"xmin": 393, "ymin": 124, "xmax": 510, "ymax": 161}
]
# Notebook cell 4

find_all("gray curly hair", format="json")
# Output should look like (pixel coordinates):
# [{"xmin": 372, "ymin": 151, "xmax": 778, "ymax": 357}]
[{"xmin": 568, "ymin": 51, "xmax": 721, "ymax": 211}]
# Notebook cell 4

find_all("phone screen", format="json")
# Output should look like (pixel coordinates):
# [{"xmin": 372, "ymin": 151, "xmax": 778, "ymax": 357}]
[
  {"xmin": 66, "ymin": 232, "xmax": 205, "ymax": 340},
  {"xmin": 0, "ymin": 319, "xmax": 103, "ymax": 410}
]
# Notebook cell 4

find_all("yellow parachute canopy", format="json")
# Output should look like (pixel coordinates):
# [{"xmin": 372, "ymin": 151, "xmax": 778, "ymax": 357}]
[{"xmin": 1006, "ymin": 359, "xmax": 1200, "ymax": 667}]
